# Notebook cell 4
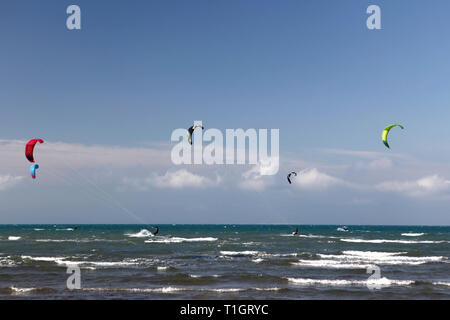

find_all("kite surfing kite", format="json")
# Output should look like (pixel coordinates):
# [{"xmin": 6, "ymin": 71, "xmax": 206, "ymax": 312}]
[
  {"xmin": 187, "ymin": 125, "xmax": 204, "ymax": 145},
  {"xmin": 30, "ymin": 164, "xmax": 39, "ymax": 179},
  {"xmin": 287, "ymin": 172, "xmax": 297, "ymax": 184},
  {"xmin": 25, "ymin": 139, "xmax": 44, "ymax": 163},
  {"xmin": 382, "ymin": 125, "xmax": 404, "ymax": 149}
]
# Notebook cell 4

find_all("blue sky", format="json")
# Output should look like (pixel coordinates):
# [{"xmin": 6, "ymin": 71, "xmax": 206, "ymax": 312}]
[{"xmin": 1, "ymin": 1, "xmax": 450, "ymax": 224}]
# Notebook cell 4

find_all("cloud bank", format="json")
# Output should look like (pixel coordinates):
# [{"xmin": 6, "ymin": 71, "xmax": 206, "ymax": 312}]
[
  {"xmin": 122, "ymin": 169, "xmax": 221, "ymax": 191},
  {"xmin": 0, "ymin": 175, "xmax": 24, "ymax": 191},
  {"xmin": 377, "ymin": 175, "xmax": 450, "ymax": 197}
]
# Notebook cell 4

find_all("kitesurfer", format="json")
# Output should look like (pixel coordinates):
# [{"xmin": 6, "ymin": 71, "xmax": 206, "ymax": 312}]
[{"xmin": 187, "ymin": 125, "xmax": 204, "ymax": 145}]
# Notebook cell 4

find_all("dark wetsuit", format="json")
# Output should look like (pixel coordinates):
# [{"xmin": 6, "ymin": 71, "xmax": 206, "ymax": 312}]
[{"xmin": 153, "ymin": 227, "xmax": 159, "ymax": 236}]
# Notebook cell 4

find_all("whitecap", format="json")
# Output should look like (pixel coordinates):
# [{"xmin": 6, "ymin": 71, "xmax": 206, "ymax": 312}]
[
  {"xmin": 145, "ymin": 237, "xmax": 217, "ymax": 244},
  {"xmin": 220, "ymin": 251, "xmax": 259, "ymax": 256},
  {"xmin": 125, "ymin": 229, "xmax": 153, "ymax": 238},
  {"xmin": 292, "ymin": 250, "xmax": 444, "ymax": 269},
  {"xmin": 340, "ymin": 238, "xmax": 446, "ymax": 244},
  {"xmin": 433, "ymin": 281, "xmax": 450, "ymax": 287},
  {"xmin": 287, "ymin": 277, "xmax": 413, "ymax": 287},
  {"xmin": 157, "ymin": 266, "xmax": 168, "ymax": 271},
  {"xmin": 10, "ymin": 286, "xmax": 36, "ymax": 294}
]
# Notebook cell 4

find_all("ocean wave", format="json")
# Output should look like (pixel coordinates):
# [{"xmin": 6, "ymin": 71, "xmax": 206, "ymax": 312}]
[
  {"xmin": 145, "ymin": 237, "xmax": 217, "ymax": 244},
  {"xmin": 157, "ymin": 266, "xmax": 168, "ymax": 271},
  {"xmin": 206, "ymin": 288, "xmax": 244, "ymax": 293},
  {"xmin": 321, "ymin": 251, "xmax": 443, "ymax": 265},
  {"xmin": 433, "ymin": 281, "xmax": 450, "ymax": 287},
  {"xmin": 0, "ymin": 256, "xmax": 16, "ymax": 267},
  {"xmin": 2, "ymin": 286, "xmax": 282, "ymax": 296},
  {"xmin": 35, "ymin": 238, "xmax": 129, "ymax": 243},
  {"xmin": 125, "ymin": 229, "xmax": 153, "ymax": 238},
  {"xmin": 401, "ymin": 233, "xmax": 425, "ymax": 237},
  {"xmin": 282, "ymin": 234, "xmax": 338, "ymax": 239},
  {"xmin": 220, "ymin": 251, "xmax": 303, "ymax": 260},
  {"xmin": 292, "ymin": 260, "xmax": 371, "ymax": 269},
  {"xmin": 220, "ymin": 251, "xmax": 260, "ymax": 256},
  {"xmin": 189, "ymin": 274, "xmax": 222, "ymax": 279},
  {"xmin": 9, "ymin": 286, "xmax": 36, "ymax": 294},
  {"xmin": 264, "ymin": 252, "xmax": 299, "ymax": 257},
  {"xmin": 21, "ymin": 255, "xmax": 156, "ymax": 268},
  {"xmin": 291, "ymin": 250, "xmax": 445, "ymax": 269},
  {"xmin": 81, "ymin": 287, "xmax": 281, "ymax": 294},
  {"xmin": 35, "ymin": 239, "xmax": 91, "ymax": 243},
  {"xmin": 8, "ymin": 236, "xmax": 21, "ymax": 241},
  {"xmin": 299, "ymin": 234, "xmax": 326, "ymax": 239},
  {"xmin": 0, "ymin": 286, "xmax": 57, "ymax": 295},
  {"xmin": 56, "ymin": 260, "xmax": 145, "ymax": 267},
  {"xmin": 341, "ymin": 250, "xmax": 407, "ymax": 257},
  {"xmin": 83, "ymin": 287, "xmax": 183, "ymax": 294},
  {"xmin": 286, "ymin": 277, "xmax": 413, "ymax": 287},
  {"xmin": 340, "ymin": 238, "xmax": 447, "ymax": 244},
  {"xmin": 21, "ymin": 256, "xmax": 67, "ymax": 262}
]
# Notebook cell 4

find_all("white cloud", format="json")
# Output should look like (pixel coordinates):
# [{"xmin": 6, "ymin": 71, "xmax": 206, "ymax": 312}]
[
  {"xmin": 154, "ymin": 169, "xmax": 220, "ymax": 189},
  {"xmin": 0, "ymin": 175, "xmax": 24, "ymax": 191},
  {"xmin": 123, "ymin": 169, "xmax": 221, "ymax": 190},
  {"xmin": 293, "ymin": 168, "xmax": 343, "ymax": 190},
  {"xmin": 0, "ymin": 139, "xmax": 170, "ymax": 172},
  {"xmin": 376, "ymin": 175, "xmax": 450, "ymax": 197},
  {"xmin": 323, "ymin": 148, "xmax": 407, "ymax": 159},
  {"xmin": 323, "ymin": 149, "xmax": 385, "ymax": 159},
  {"xmin": 239, "ymin": 158, "xmax": 278, "ymax": 191},
  {"xmin": 356, "ymin": 158, "xmax": 393, "ymax": 170},
  {"xmin": 239, "ymin": 179, "xmax": 267, "ymax": 191}
]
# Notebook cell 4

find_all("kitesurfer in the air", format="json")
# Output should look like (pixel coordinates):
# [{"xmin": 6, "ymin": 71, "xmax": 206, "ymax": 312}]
[{"xmin": 187, "ymin": 125, "xmax": 204, "ymax": 145}]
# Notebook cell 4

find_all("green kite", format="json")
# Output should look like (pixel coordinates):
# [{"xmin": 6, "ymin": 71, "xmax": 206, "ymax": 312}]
[{"xmin": 382, "ymin": 124, "xmax": 404, "ymax": 149}]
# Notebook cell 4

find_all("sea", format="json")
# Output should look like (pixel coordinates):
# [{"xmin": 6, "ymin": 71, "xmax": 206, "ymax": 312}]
[{"xmin": 0, "ymin": 225, "xmax": 448, "ymax": 299}]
